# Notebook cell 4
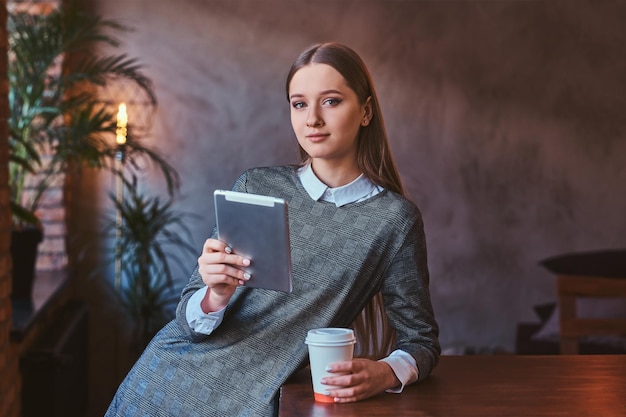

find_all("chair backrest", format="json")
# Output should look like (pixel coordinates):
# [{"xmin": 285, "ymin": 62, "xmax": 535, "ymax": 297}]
[{"xmin": 557, "ymin": 274, "xmax": 626, "ymax": 354}]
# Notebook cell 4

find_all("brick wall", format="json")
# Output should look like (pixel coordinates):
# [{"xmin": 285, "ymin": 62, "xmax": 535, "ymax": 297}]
[
  {"xmin": 28, "ymin": 166, "xmax": 67, "ymax": 271},
  {"xmin": 0, "ymin": 0, "xmax": 21, "ymax": 415}
]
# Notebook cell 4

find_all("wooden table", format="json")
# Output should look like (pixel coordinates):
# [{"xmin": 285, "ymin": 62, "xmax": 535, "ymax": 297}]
[{"xmin": 279, "ymin": 355, "xmax": 626, "ymax": 416}]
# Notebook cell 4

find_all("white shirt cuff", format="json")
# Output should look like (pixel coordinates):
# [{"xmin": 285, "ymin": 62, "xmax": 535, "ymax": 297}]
[
  {"xmin": 379, "ymin": 349, "xmax": 419, "ymax": 393},
  {"xmin": 185, "ymin": 286, "xmax": 227, "ymax": 335}
]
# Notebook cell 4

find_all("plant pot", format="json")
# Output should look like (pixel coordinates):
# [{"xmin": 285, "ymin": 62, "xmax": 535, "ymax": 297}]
[{"xmin": 10, "ymin": 228, "xmax": 43, "ymax": 301}]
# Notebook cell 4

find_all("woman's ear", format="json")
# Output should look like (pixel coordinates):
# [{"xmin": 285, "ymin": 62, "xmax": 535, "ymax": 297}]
[{"xmin": 361, "ymin": 97, "xmax": 373, "ymax": 126}]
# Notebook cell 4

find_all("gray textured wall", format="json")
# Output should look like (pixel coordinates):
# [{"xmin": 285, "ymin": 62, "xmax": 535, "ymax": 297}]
[{"xmin": 86, "ymin": 0, "xmax": 626, "ymax": 353}]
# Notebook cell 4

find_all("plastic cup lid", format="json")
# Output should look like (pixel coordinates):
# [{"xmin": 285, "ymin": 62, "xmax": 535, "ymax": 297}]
[{"xmin": 305, "ymin": 328, "xmax": 356, "ymax": 346}]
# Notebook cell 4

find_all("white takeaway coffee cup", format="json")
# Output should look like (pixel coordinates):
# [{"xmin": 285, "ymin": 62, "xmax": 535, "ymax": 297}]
[{"xmin": 305, "ymin": 328, "xmax": 356, "ymax": 403}]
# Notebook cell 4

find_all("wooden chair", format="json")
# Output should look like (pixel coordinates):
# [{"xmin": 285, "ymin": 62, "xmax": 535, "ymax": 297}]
[
  {"xmin": 541, "ymin": 250, "xmax": 626, "ymax": 355},
  {"xmin": 557, "ymin": 274, "xmax": 626, "ymax": 354}
]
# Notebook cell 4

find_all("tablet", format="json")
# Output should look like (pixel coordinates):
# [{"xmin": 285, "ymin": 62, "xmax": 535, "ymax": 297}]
[{"xmin": 214, "ymin": 190, "xmax": 293, "ymax": 292}]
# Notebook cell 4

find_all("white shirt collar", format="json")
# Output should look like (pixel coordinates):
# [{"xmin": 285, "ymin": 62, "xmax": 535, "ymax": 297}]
[{"xmin": 297, "ymin": 164, "xmax": 382, "ymax": 207}]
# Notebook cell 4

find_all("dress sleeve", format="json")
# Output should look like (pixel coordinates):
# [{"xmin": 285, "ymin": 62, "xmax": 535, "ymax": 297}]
[
  {"xmin": 175, "ymin": 266, "xmax": 216, "ymax": 342},
  {"xmin": 380, "ymin": 211, "xmax": 441, "ymax": 381},
  {"xmin": 174, "ymin": 171, "xmax": 251, "ymax": 341}
]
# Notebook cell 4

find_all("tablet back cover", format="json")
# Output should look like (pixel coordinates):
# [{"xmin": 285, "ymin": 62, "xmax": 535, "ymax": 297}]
[{"xmin": 214, "ymin": 190, "xmax": 293, "ymax": 292}]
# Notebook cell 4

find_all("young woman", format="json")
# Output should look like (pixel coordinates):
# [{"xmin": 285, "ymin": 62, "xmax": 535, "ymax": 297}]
[{"xmin": 106, "ymin": 42, "xmax": 440, "ymax": 417}]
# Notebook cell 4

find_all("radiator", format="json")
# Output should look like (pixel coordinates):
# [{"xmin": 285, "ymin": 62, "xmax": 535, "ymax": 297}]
[{"xmin": 20, "ymin": 299, "xmax": 89, "ymax": 417}]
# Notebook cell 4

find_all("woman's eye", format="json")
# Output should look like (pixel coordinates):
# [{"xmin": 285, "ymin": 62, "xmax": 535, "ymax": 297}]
[
  {"xmin": 323, "ymin": 98, "xmax": 341, "ymax": 106},
  {"xmin": 291, "ymin": 101, "xmax": 305, "ymax": 109}
]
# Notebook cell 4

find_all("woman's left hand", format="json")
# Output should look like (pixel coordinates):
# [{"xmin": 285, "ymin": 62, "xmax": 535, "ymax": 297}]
[{"xmin": 321, "ymin": 358, "xmax": 401, "ymax": 402}]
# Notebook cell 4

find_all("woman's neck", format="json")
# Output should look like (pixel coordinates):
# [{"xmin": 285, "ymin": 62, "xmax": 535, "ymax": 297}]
[{"xmin": 310, "ymin": 159, "xmax": 361, "ymax": 188}]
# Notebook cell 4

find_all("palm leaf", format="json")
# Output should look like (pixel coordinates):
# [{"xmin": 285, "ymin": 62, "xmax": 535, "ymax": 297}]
[
  {"xmin": 8, "ymin": 3, "xmax": 177, "ymax": 227},
  {"xmin": 103, "ymin": 173, "xmax": 197, "ymax": 341}
]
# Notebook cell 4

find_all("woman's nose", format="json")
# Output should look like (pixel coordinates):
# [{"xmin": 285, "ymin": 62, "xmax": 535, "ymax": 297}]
[{"xmin": 306, "ymin": 107, "xmax": 323, "ymax": 127}]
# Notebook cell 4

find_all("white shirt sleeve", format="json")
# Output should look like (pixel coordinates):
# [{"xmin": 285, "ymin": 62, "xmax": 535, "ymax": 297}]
[
  {"xmin": 185, "ymin": 286, "xmax": 227, "ymax": 335},
  {"xmin": 379, "ymin": 349, "xmax": 419, "ymax": 393}
]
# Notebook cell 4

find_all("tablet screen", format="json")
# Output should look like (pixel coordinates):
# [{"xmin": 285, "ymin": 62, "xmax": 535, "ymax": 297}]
[{"xmin": 214, "ymin": 190, "xmax": 293, "ymax": 292}]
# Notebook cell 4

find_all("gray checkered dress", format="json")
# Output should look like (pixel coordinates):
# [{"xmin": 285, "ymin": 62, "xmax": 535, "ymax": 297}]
[{"xmin": 105, "ymin": 166, "xmax": 439, "ymax": 417}]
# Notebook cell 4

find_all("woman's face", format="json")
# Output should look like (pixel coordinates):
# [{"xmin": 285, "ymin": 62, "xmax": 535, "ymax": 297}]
[{"xmin": 288, "ymin": 63, "xmax": 371, "ymax": 167}]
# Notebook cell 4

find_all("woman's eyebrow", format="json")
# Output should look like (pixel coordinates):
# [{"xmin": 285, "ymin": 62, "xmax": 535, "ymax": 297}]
[{"xmin": 289, "ymin": 89, "xmax": 344, "ymax": 100}]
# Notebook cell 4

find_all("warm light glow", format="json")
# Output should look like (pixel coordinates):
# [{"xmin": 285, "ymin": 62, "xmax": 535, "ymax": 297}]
[{"xmin": 116, "ymin": 102, "xmax": 128, "ymax": 145}]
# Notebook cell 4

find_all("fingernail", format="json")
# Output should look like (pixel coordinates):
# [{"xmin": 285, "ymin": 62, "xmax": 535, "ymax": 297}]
[
  {"xmin": 225, "ymin": 246, "xmax": 232, "ymax": 254},
  {"xmin": 323, "ymin": 390, "xmax": 330, "ymax": 396},
  {"xmin": 243, "ymin": 272, "xmax": 251, "ymax": 280},
  {"xmin": 242, "ymin": 258, "xmax": 250, "ymax": 266},
  {"xmin": 325, "ymin": 365, "xmax": 332, "ymax": 371},
  {"xmin": 239, "ymin": 280, "xmax": 245, "ymax": 285}
]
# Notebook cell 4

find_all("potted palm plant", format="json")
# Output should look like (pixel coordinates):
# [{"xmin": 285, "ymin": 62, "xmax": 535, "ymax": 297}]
[
  {"xmin": 8, "ymin": 3, "xmax": 178, "ymax": 300},
  {"xmin": 105, "ymin": 174, "xmax": 197, "ymax": 352}
]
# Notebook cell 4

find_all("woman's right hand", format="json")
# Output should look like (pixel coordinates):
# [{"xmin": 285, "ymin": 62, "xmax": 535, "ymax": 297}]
[{"xmin": 197, "ymin": 238, "xmax": 251, "ymax": 313}]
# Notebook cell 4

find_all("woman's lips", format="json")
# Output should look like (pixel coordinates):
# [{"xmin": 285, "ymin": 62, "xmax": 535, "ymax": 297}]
[{"xmin": 305, "ymin": 133, "xmax": 329, "ymax": 143}]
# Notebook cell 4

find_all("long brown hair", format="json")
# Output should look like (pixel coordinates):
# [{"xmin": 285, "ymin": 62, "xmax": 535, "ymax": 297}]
[{"xmin": 286, "ymin": 42, "xmax": 401, "ymax": 358}]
